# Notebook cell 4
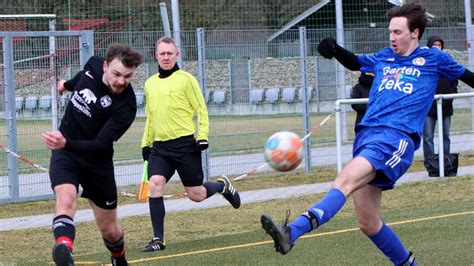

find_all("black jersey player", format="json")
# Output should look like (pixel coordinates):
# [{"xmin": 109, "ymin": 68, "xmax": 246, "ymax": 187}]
[{"xmin": 41, "ymin": 44, "xmax": 143, "ymax": 266}]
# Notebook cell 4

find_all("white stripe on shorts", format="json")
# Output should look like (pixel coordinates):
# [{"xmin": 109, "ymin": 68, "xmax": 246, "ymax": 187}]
[{"xmin": 385, "ymin": 139, "xmax": 408, "ymax": 168}]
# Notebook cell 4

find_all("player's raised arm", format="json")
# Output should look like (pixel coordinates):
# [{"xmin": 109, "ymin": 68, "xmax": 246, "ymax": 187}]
[
  {"xmin": 458, "ymin": 68, "xmax": 474, "ymax": 88},
  {"xmin": 317, "ymin": 37, "xmax": 361, "ymax": 71}
]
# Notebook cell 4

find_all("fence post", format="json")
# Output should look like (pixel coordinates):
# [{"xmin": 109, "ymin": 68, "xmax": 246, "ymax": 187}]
[
  {"xmin": 436, "ymin": 96, "xmax": 445, "ymax": 177},
  {"xmin": 299, "ymin": 27, "xmax": 311, "ymax": 173},
  {"xmin": 79, "ymin": 30, "xmax": 94, "ymax": 69},
  {"xmin": 335, "ymin": 100, "xmax": 343, "ymax": 173},
  {"xmin": 197, "ymin": 28, "xmax": 210, "ymax": 181},
  {"xmin": 3, "ymin": 35, "xmax": 20, "ymax": 202}
]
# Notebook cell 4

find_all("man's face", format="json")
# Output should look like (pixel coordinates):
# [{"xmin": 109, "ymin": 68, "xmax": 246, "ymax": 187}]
[
  {"xmin": 388, "ymin": 16, "xmax": 419, "ymax": 56},
  {"xmin": 156, "ymin": 42, "xmax": 179, "ymax": 70},
  {"xmin": 103, "ymin": 58, "xmax": 136, "ymax": 95},
  {"xmin": 432, "ymin": 40, "xmax": 443, "ymax": 50}
]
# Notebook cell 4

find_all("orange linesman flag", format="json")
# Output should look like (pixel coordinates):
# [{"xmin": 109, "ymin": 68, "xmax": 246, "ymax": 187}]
[{"xmin": 137, "ymin": 161, "xmax": 149, "ymax": 201}]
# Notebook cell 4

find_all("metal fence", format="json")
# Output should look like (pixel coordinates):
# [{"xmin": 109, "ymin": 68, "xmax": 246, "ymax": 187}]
[
  {"xmin": 335, "ymin": 93, "xmax": 474, "ymax": 175},
  {"xmin": 2, "ymin": 1, "xmax": 470, "ymax": 31},
  {"xmin": 1, "ymin": 26, "xmax": 474, "ymax": 203}
]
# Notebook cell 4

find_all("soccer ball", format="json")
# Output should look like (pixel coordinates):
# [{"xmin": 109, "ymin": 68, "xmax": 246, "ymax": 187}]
[{"xmin": 264, "ymin": 131, "xmax": 303, "ymax": 172}]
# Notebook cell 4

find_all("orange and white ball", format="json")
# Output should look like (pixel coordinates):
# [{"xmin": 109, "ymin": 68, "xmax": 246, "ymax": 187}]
[{"xmin": 264, "ymin": 131, "xmax": 303, "ymax": 172}]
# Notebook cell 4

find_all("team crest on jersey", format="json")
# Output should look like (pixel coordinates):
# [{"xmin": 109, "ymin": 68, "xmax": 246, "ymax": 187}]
[
  {"xmin": 412, "ymin": 57, "xmax": 425, "ymax": 66},
  {"xmin": 100, "ymin": 95, "xmax": 112, "ymax": 108},
  {"xmin": 79, "ymin": 89, "xmax": 97, "ymax": 104}
]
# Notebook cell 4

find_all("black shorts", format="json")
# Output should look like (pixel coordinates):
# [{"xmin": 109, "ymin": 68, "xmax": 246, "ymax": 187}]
[
  {"xmin": 49, "ymin": 150, "xmax": 117, "ymax": 209},
  {"xmin": 148, "ymin": 135, "xmax": 204, "ymax": 187}
]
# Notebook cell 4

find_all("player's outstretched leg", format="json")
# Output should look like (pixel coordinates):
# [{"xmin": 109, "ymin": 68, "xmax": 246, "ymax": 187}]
[
  {"xmin": 260, "ymin": 213, "xmax": 294, "ymax": 255},
  {"xmin": 261, "ymin": 188, "xmax": 346, "ymax": 254},
  {"xmin": 217, "ymin": 175, "xmax": 241, "ymax": 209},
  {"xmin": 52, "ymin": 242, "xmax": 74, "ymax": 266}
]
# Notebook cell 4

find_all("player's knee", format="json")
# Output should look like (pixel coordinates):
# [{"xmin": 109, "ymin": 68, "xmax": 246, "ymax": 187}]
[
  {"xmin": 186, "ymin": 187, "xmax": 206, "ymax": 202},
  {"xmin": 56, "ymin": 197, "xmax": 76, "ymax": 213},
  {"xmin": 357, "ymin": 219, "xmax": 381, "ymax": 236},
  {"xmin": 149, "ymin": 175, "xmax": 166, "ymax": 193},
  {"xmin": 99, "ymin": 223, "xmax": 120, "ymax": 240}
]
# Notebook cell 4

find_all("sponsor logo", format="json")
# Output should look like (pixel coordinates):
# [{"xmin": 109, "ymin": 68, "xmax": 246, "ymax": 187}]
[
  {"xmin": 79, "ymin": 89, "xmax": 97, "ymax": 104},
  {"xmin": 71, "ymin": 91, "xmax": 92, "ymax": 117},
  {"xmin": 382, "ymin": 66, "xmax": 421, "ymax": 78},
  {"xmin": 85, "ymin": 71, "xmax": 94, "ymax": 79},
  {"xmin": 100, "ymin": 95, "xmax": 112, "ymax": 108},
  {"xmin": 378, "ymin": 66, "xmax": 421, "ymax": 95},
  {"xmin": 106, "ymin": 200, "xmax": 117, "ymax": 206},
  {"xmin": 412, "ymin": 57, "xmax": 425, "ymax": 66}
]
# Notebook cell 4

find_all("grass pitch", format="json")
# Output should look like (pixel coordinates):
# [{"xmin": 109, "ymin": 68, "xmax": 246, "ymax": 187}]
[{"xmin": 0, "ymin": 175, "xmax": 473, "ymax": 265}]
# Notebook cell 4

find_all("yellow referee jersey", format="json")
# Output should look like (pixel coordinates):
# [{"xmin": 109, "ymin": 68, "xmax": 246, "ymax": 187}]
[{"xmin": 141, "ymin": 70, "xmax": 209, "ymax": 147}]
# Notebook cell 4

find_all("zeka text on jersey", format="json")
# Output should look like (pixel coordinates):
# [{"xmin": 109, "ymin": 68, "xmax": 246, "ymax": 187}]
[{"xmin": 378, "ymin": 66, "xmax": 421, "ymax": 95}]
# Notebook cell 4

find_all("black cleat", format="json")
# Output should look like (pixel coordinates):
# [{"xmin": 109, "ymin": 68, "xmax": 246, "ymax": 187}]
[
  {"xmin": 52, "ymin": 243, "xmax": 74, "ymax": 266},
  {"xmin": 217, "ymin": 175, "xmax": 241, "ymax": 209},
  {"xmin": 140, "ymin": 237, "xmax": 166, "ymax": 252},
  {"xmin": 261, "ymin": 213, "xmax": 294, "ymax": 255},
  {"xmin": 111, "ymin": 255, "xmax": 128, "ymax": 266}
]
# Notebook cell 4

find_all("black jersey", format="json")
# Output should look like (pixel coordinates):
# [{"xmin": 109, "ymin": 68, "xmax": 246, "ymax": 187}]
[{"xmin": 60, "ymin": 56, "xmax": 137, "ymax": 159}]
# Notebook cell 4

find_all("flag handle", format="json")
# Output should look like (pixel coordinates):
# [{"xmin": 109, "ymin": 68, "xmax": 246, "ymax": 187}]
[{"xmin": 137, "ymin": 161, "xmax": 149, "ymax": 201}]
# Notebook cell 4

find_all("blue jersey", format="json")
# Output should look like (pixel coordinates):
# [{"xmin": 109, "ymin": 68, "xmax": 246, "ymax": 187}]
[{"xmin": 357, "ymin": 46, "xmax": 465, "ymax": 149}]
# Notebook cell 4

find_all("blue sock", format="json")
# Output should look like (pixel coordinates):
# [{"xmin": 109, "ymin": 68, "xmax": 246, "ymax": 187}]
[
  {"xmin": 369, "ymin": 223, "xmax": 416, "ymax": 265},
  {"xmin": 289, "ymin": 188, "xmax": 346, "ymax": 242}
]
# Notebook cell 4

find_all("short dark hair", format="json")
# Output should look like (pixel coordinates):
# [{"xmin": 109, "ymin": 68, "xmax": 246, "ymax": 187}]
[
  {"xmin": 156, "ymin": 36, "xmax": 177, "ymax": 50},
  {"xmin": 386, "ymin": 3, "xmax": 428, "ymax": 40},
  {"xmin": 105, "ymin": 43, "xmax": 143, "ymax": 68}
]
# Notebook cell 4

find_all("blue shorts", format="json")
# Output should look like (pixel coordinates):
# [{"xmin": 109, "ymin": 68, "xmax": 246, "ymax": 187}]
[{"xmin": 353, "ymin": 126, "xmax": 415, "ymax": 190}]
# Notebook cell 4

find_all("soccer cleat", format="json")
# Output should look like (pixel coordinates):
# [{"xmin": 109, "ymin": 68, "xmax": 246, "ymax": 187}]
[
  {"xmin": 111, "ymin": 255, "xmax": 128, "ymax": 266},
  {"xmin": 140, "ymin": 237, "xmax": 166, "ymax": 252},
  {"xmin": 261, "ymin": 213, "xmax": 294, "ymax": 255},
  {"xmin": 52, "ymin": 243, "xmax": 74, "ymax": 266},
  {"xmin": 217, "ymin": 175, "xmax": 241, "ymax": 209}
]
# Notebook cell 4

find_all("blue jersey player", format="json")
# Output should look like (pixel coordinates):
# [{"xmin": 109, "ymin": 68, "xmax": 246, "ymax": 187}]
[{"xmin": 260, "ymin": 3, "xmax": 474, "ymax": 265}]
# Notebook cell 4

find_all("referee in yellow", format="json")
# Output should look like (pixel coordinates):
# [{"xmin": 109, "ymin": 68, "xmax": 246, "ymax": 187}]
[{"xmin": 140, "ymin": 36, "xmax": 241, "ymax": 252}]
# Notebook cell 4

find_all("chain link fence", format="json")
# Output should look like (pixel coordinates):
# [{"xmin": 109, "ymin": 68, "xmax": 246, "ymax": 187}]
[
  {"xmin": 1, "ymin": 25, "xmax": 474, "ymax": 203},
  {"xmin": 2, "ymin": 1, "xmax": 471, "ymax": 32}
]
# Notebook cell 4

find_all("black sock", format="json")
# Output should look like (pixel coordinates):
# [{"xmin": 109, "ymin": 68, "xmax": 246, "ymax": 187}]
[
  {"xmin": 149, "ymin": 197, "xmax": 165, "ymax": 240},
  {"xmin": 104, "ymin": 234, "xmax": 125, "ymax": 258},
  {"xmin": 52, "ymin": 214, "xmax": 75, "ymax": 251},
  {"xmin": 203, "ymin": 181, "xmax": 225, "ymax": 198}
]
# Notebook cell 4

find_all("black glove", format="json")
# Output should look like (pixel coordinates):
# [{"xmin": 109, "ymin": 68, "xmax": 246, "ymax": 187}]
[
  {"xmin": 142, "ymin": 146, "xmax": 151, "ymax": 161},
  {"xmin": 196, "ymin": 139, "xmax": 209, "ymax": 152},
  {"xmin": 318, "ymin": 37, "xmax": 337, "ymax": 59}
]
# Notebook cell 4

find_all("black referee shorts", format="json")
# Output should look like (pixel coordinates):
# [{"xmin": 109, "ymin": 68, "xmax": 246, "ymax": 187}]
[
  {"xmin": 49, "ymin": 150, "xmax": 118, "ymax": 209},
  {"xmin": 148, "ymin": 135, "xmax": 204, "ymax": 187}
]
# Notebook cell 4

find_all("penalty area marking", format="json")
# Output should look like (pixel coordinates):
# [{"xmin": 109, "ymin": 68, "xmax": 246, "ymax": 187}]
[{"xmin": 100, "ymin": 210, "xmax": 474, "ymax": 265}]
